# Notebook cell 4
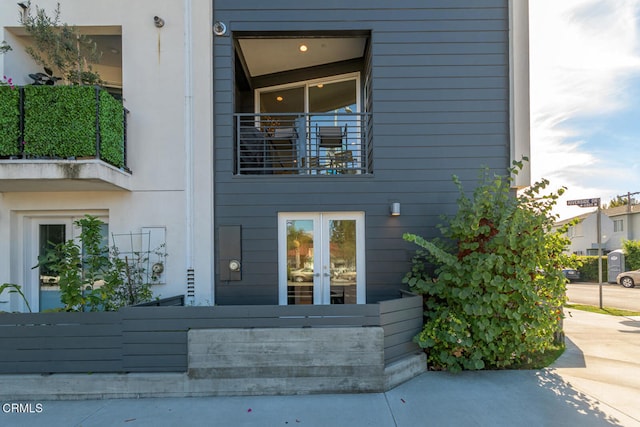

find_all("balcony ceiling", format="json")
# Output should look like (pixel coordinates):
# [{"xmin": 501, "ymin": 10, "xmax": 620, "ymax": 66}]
[{"xmin": 238, "ymin": 37, "xmax": 367, "ymax": 77}]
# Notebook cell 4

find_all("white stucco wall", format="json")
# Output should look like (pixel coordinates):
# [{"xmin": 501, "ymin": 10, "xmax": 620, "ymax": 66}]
[
  {"xmin": 566, "ymin": 211, "xmax": 615, "ymax": 255},
  {"xmin": 0, "ymin": 0, "xmax": 214, "ymax": 311}
]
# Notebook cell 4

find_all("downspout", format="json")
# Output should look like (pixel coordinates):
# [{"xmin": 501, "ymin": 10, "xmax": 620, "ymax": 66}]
[
  {"xmin": 508, "ymin": 0, "xmax": 531, "ymax": 188},
  {"xmin": 184, "ymin": 0, "xmax": 195, "ymax": 305}
]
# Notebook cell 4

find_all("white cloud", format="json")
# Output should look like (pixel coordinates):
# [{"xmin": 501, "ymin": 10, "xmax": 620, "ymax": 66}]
[{"xmin": 529, "ymin": 0, "xmax": 640, "ymax": 219}]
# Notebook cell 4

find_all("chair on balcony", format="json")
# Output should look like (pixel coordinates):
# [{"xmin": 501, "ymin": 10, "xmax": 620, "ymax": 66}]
[
  {"xmin": 316, "ymin": 125, "xmax": 347, "ymax": 171},
  {"xmin": 239, "ymin": 127, "xmax": 270, "ymax": 174},
  {"xmin": 270, "ymin": 127, "xmax": 299, "ymax": 173}
]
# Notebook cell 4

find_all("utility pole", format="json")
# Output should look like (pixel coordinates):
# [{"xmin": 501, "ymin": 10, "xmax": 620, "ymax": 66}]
[{"xmin": 597, "ymin": 203, "xmax": 602, "ymax": 308}]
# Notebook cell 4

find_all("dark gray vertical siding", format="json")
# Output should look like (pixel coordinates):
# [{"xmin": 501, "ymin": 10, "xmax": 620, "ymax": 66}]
[{"xmin": 213, "ymin": 0, "xmax": 510, "ymax": 304}]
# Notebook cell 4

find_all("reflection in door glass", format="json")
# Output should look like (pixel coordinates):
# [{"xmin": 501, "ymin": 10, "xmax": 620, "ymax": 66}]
[
  {"xmin": 309, "ymin": 80, "xmax": 357, "ymax": 173},
  {"xmin": 286, "ymin": 220, "xmax": 314, "ymax": 304},
  {"xmin": 329, "ymin": 220, "xmax": 356, "ymax": 304},
  {"xmin": 39, "ymin": 224, "xmax": 66, "ymax": 311}
]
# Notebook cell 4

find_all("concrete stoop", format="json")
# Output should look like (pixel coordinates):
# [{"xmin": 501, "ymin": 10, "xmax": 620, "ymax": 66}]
[{"xmin": 0, "ymin": 327, "xmax": 427, "ymax": 400}]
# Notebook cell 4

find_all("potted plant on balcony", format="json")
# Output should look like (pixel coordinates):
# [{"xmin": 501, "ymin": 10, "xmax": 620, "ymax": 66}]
[{"xmin": 20, "ymin": 2, "xmax": 102, "ymax": 86}]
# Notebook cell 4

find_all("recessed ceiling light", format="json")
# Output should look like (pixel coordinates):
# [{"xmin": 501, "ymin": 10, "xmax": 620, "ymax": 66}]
[
  {"xmin": 299, "ymin": 44, "xmax": 308, "ymax": 53},
  {"xmin": 317, "ymin": 84, "xmax": 324, "ymax": 88},
  {"xmin": 276, "ymin": 96, "xmax": 283, "ymax": 102}
]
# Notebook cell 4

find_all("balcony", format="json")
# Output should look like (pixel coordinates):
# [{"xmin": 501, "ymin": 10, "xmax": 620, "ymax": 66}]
[
  {"xmin": 235, "ymin": 112, "xmax": 372, "ymax": 175},
  {"xmin": 0, "ymin": 85, "xmax": 130, "ymax": 192}
]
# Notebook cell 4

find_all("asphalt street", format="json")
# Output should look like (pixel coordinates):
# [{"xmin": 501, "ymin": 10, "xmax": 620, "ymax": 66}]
[{"xmin": 567, "ymin": 282, "xmax": 640, "ymax": 312}]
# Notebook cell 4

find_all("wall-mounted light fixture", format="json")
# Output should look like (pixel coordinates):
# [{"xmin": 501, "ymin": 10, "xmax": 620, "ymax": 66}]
[
  {"xmin": 153, "ymin": 16, "xmax": 165, "ymax": 28},
  {"xmin": 390, "ymin": 202, "xmax": 401, "ymax": 216}
]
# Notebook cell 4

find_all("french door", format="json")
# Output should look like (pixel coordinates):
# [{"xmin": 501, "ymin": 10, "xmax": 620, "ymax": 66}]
[{"xmin": 278, "ymin": 212, "xmax": 365, "ymax": 305}]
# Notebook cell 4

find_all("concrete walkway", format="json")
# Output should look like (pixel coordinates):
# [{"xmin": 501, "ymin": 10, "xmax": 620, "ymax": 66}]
[{"xmin": 1, "ymin": 309, "xmax": 639, "ymax": 427}]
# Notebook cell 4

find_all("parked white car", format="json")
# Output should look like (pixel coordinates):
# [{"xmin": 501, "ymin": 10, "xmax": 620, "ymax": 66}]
[{"xmin": 616, "ymin": 270, "xmax": 640, "ymax": 288}]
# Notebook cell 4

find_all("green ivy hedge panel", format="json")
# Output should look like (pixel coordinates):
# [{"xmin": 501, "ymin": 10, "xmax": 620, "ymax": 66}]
[
  {"xmin": 0, "ymin": 86, "xmax": 20, "ymax": 156},
  {"xmin": 23, "ymin": 85, "xmax": 97, "ymax": 158},
  {"xmin": 98, "ymin": 90, "xmax": 125, "ymax": 168}
]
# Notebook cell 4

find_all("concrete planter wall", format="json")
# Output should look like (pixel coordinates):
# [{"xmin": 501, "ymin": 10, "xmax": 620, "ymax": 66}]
[{"xmin": 0, "ymin": 293, "xmax": 426, "ymax": 398}]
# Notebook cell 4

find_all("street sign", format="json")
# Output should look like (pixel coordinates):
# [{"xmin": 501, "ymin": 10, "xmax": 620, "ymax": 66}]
[
  {"xmin": 567, "ymin": 198, "xmax": 600, "ymax": 207},
  {"xmin": 566, "ymin": 196, "xmax": 604, "ymax": 307}
]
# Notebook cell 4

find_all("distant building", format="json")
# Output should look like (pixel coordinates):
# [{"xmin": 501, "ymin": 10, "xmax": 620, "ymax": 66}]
[{"xmin": 556, "ymin": 205, "xmax": 640, "ymax": 255}]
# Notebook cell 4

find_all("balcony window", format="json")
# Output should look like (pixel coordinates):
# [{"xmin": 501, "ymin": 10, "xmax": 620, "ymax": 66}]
[{"xmin": 234, "ymin": 33, "xmax": 372, "ymax": 176}]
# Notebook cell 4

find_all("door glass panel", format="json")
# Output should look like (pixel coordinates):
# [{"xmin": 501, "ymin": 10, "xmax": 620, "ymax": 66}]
[
  {"xmin": 309, "ymin": 80, "xmax": 356, "ymax": 113},
  {"xmin": 328, "ymin": 220, "xmax": 357, "ymax": 304},
  {"xmin": 260, "ymin": 86, "xmax": 304, "ymax": 115},
  {"xmin": 286, "ymin": 219, "xmax": 315, "ymax": 305},
  {"xmin": 309, "ymin": 80, "xmax": 357, "ymax": 173},
  {"xmin": 259, "ymin": 86, "xmax": 305, "ymax": 173},
  {"xmin": 81, "ymin": 223, "xmax": 109, "ymax": 293},
  {"xmin": 38, "ymin": 224, "xmax": 66, "ymax": 312}
]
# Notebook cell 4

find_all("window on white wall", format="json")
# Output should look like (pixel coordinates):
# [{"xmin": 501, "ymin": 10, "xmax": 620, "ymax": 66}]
[{"xmin": 614, "ymin": 219, "xmax": 624, "ymax": 233}]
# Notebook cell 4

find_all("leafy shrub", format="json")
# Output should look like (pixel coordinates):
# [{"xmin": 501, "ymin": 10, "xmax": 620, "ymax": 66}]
[
  {"xmin": 0, "ymin": 86, "xmax": 20, "ymax": 156},
  {"xmin": 36, "ymin": 215, "xmax": 111, "ymax": 311},
  {"xmin": 36, "ymin": 215, "xmax": 163, "ymax": 312},
  {"xmin": 575, "ymin": 256, "xmax": 608, "ymax": 282},
  {"xmin": 403, "ymin": 160, "xmax": 575, "ymax": 372},
  {"xmin": 0, "ymin": 283, "xmax": 32, "ymax": 312},
  {"xmin": 623, "ymin": 240, "xmax": 640, "ymax": 270},
  {"xmin": 102, "ymin": 246, "xmax": 164, "ymax": 310}
]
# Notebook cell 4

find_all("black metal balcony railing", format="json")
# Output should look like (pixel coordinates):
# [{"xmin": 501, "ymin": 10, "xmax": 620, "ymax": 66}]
[
  {"xmin": 0, "ymin": 86, "xmax": 128, "ymax": 171},
  {"xmin": 235, "ymin": 112, "xmax": 372, "ymax": 175}
]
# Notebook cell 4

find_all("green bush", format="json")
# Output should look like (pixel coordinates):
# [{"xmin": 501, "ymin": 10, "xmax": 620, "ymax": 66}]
[
  {"xmin": 403, "ymin": 160, "xmax": 574, "ymax": 372},
  {"xmin": 35, "ymin": 215, "xmax": 162, "ymax": 312},
  {"xmin": 0, "ymin": 86, "xmax": 20, "ymax": 156},
  {"xmin": 623, "ymin": 240, "xmax": 640, "ymax": 270},
  {"xmin": 575, "ymin": 256, "xmax": 608, "ymax": 282},
  {"xmin": 23, "ymin": 85, "xmax": 97, "ymax": 158}
]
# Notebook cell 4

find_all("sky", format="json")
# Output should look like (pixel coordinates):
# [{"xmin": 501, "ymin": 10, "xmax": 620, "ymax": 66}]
[{"xmin": 529, "ymin": 0, "xmax": 640, "ymax": 220}]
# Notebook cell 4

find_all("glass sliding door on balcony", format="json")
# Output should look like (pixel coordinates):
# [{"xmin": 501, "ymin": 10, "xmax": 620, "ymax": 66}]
[
  {"xmin": 309, "ymin": 79, "xmax": 358, "ymax": 174},
  {"xmin": 258, "ymin": 86, "xmax": 305, "ymax": 174}
]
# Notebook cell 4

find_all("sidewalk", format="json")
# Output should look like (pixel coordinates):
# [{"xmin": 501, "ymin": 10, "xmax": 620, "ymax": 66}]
[{"xmin": 1, "ymin": 309, "xmax": 639, "ymax": 427}]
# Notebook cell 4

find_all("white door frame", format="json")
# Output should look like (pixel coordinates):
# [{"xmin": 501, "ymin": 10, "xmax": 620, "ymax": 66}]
[{"xmin": 277, "ymin": 212, "xmax": 365, "ymax": 305}]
